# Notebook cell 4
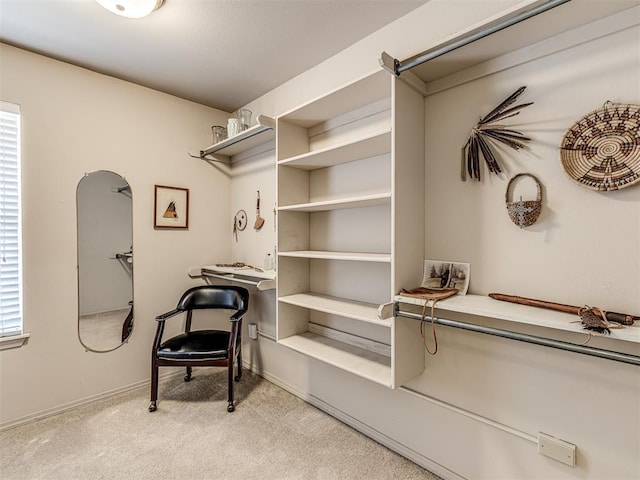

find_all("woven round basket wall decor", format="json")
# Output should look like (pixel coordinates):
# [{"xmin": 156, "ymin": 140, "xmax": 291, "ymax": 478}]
[
  {"xmin": 559, "ymin": 102, "xmax": 640, "ymax": 191},
  {"xmin": 505, "ymin": 173, "xmax": 542, "ymax": 228}
]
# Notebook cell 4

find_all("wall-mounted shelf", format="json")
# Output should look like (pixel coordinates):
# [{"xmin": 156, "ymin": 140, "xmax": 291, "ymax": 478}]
[
  {"xmin": 395, "ymin": 294, "xmax": 640, "ymax": 366},
  {"xmin": 188, "ymin": 265, "xmax": 276, "ymax": 291},
  {"xmin": 189, "ymin": 115, "xmax": 275, "ymax": 163},
  {"xmin": 395, "ymin": 293, "xmax": 640, "ymax": 345}
]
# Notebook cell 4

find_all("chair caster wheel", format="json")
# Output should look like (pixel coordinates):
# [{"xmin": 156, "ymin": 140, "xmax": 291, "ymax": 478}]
[
  {"xmin": 234, "ymin": 375, "xmax": 241, "ymax": 382},
  {"xmin": 227, "ymin": 403, "xmax": 235, "ymax": 412},
  {"xmin": 184, "ymin": 375, "xmax": 191, "ymax": 382},
  {"xmin": 148, "ymin": 402, "xmax": 157, "ymax": 412}
]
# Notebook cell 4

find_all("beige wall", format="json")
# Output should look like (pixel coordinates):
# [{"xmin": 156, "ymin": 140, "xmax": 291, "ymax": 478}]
[
  {"xmin": 236, "ymin": 1, "xmax": 640, "ymax": 479},
  {"xmin": 0, "ymin": 43, "xmax": 231, "ymax": 425},
  {"xmin": 1, "ymin": 0, "xmax": 639, "ymax": 479}
]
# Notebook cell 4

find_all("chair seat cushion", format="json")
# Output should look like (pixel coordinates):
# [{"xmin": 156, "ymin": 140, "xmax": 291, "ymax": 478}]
[{"xmin": 157, "ymin": 330, "xmax": 230, "ymax": 360}]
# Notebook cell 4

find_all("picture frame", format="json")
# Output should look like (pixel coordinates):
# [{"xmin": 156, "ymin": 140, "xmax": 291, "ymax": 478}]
[
  {"xmin": 154, "ymin": 185, "xmax": 189, "ymax": 229},
  {"xmin": 421, "ymin": 260, "xmax": 470, "ymax": 295}
]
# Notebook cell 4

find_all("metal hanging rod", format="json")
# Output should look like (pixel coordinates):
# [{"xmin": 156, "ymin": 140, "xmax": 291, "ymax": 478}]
[
  {"xmin": 380, "ymin": 0, "xmax": 571, "ymax": 76},
  {"xmin": 396, "ymin": 309, "xmax": 640, "ymax": 366}
]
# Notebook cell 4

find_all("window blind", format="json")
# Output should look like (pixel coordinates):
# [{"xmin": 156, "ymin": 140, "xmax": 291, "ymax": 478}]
[{"xmin": 0, "ymin": 102, "xmax": 22, "ymax": 337}]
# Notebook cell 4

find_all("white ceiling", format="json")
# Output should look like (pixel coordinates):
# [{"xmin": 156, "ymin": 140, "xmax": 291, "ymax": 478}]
[{"xmin": 0, "ymin": 0, "xmax": 427, "ymax": 112}]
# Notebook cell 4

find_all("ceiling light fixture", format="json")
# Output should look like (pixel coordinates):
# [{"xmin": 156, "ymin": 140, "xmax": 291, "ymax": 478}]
[{"xmin": 96, "ymin": 0, "xmax": 164, "ymax": 19}]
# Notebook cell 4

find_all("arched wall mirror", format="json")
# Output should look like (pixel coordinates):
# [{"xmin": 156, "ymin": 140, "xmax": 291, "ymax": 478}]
[{"xmin": 77, "ymin": 171, "xmax": 133, "ymax": 352}]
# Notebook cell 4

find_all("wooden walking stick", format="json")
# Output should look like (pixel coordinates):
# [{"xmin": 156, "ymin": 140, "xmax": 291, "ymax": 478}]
[{"xmin": 489, "ymin": 293, "xmax": 637, "ymax": 326}]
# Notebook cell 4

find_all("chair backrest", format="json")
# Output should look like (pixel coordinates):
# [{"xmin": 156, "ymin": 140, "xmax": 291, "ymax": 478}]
[{"xmin": 176, "ymin": 285, "xmax": 249, "ymax": 313}]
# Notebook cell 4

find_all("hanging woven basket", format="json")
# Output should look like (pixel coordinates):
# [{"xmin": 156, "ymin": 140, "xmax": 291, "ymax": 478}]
[
  {"xmin": 505, "ymin": 173, "xmax": 542, "ymax": 228},
  {"xmin": 559, "ymin": 102, "xmax": 640, "ymax": 192}
]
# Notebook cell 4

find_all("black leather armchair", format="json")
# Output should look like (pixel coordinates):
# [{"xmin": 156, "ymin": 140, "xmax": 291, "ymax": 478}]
[{"xmin": 149, "ymin": 285, "xmax": 249, "ymax": 413}]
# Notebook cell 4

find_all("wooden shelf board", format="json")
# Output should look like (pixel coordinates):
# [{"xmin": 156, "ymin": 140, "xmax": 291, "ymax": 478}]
[
  {"xmin": 278, "ymin": 250, "xmax": 391, "ymax": 263},
  {"xmin": 278, "ymin": 192, "xmax": 391, "ymax": 212},
  {"xmin": 395, "ymin": 293, "xmax": 640, "ymax": 345},
  {"xmin": 278, "ymin": 293, "xmax": 390, "ymax": 325},
  {"xmin": 278, "ymin": 130, "xmax": 391, "ymax": 170},
  {"xmin": 278, "ymin": 332, "xmax": 392, "ymax": 386}
]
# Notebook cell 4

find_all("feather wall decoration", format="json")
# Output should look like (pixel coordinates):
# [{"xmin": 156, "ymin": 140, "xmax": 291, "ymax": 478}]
[{"xmin": 461, "ymin": 86, "xmax": 533, "ymax": 181}]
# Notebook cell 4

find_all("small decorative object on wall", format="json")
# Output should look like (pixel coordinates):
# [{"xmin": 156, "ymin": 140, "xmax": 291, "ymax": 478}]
[
  {"xmin": 254, "ymin": 190, "xmax": 265, "ymax": 230},
  {"xmin": 154, "ymin": 185, "xmax": 189, "ymax": 229},
  {"xmin": 560, "ymin": 102, "xmax": 640, "ymax": 191},
  {"xmin": 233, "ymin": 209, "xmax": 247, "ymax": 242},
  {"xmin": 462, "ymin": 86, "xmax": 533, "ymax": 181},
  {"xmin": 505, "ymin": 173, "xmax": 542, "ymax": 228}
]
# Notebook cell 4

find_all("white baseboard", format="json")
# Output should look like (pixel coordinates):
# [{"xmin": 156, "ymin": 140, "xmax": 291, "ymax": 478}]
[{"xmin": 0, "ymin": 370, "xmax": 181, "ymax": 432}]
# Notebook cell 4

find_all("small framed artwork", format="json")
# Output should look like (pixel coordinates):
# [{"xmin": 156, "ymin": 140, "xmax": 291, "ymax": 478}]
[
  {"xmin": 421, "ymin": 260, "xmax": 470, "ymax": 295},
  {"xmin": 154, "ymin": 185, "xmax": 189, "ymax": 229}
]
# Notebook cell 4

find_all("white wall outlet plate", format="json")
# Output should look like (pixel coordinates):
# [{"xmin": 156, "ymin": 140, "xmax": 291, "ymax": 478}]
[
  {"xmin": 248, "ymin": 323, "xmax": 258, "ymax": 340},
  {"xmin": 538, "ymin": 432, "xmax": 576, "ymax": 467}
]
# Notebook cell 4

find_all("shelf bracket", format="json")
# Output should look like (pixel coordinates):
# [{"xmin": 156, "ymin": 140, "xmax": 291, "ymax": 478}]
[
  {"xmin": 379, "ymin": 51, "xmax": 400, "ymax": 76},
  {"xmin": 187, "ymin": 151, "xmax": 231, "ymax": 164}
]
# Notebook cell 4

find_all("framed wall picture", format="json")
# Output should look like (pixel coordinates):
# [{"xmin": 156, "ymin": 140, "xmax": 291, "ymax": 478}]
[
  {"xmin": 154, "ymin": 185, "xmax": 189, "ymax": 229},
  {"xmin": 421, "ymin": 260, "xmax": 470, "ymax": 295}
]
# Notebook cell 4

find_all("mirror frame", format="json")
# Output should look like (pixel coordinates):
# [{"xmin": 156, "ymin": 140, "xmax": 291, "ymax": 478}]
[{"xmin": 76, "ymin": 170, "xmax": 134, "ymax": 353}]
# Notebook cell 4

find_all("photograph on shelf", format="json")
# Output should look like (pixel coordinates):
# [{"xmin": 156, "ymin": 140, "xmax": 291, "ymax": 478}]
[
  {"xmin": 154, "ymin": 185, "xmax": 189, "ymax": 229},
  {"xmin": 422, "ymin": 260, "xmax": 470, "ymax": 295}
]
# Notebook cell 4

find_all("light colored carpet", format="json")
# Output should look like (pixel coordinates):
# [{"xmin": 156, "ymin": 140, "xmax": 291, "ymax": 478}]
[
  {"xmin": 0, "ymin": 370, "xmax": 441, "ymax": 480},
  {"xmin": 79, "ymin": 308, "xmax": 129, "ymax": 351}
]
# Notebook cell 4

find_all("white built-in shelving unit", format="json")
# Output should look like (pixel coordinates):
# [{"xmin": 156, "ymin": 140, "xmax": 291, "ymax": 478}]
[{"xmin": 276, "ymin": 69, "xmax": 428, "ymax": 387}]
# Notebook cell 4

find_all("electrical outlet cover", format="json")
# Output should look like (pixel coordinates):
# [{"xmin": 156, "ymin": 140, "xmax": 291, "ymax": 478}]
[
  {"xmin": 248, "ymin": 323, "xmax": 258, "ymax": 340},
  {"xmin": 538, "ymin": 432, "xmax": 576, "ymax": 467}
]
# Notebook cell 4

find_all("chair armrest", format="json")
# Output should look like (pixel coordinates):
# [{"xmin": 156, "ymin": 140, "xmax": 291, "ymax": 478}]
[
  {"xmin": 155, "ymin": 309, "xmax": 182, "ymax": 322},
  {"xmin": 230, "ymin": 309, "xmax": 247, "ymax": 322}
]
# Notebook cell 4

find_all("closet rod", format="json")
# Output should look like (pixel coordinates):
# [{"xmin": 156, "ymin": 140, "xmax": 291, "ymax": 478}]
[
  {"xmin": 382, "ymin": 0, "xmax": 571, "ymax": 76},
  {"xmin": 396, "ymin": 309, "xmax": 640, "ymax": 366}
]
